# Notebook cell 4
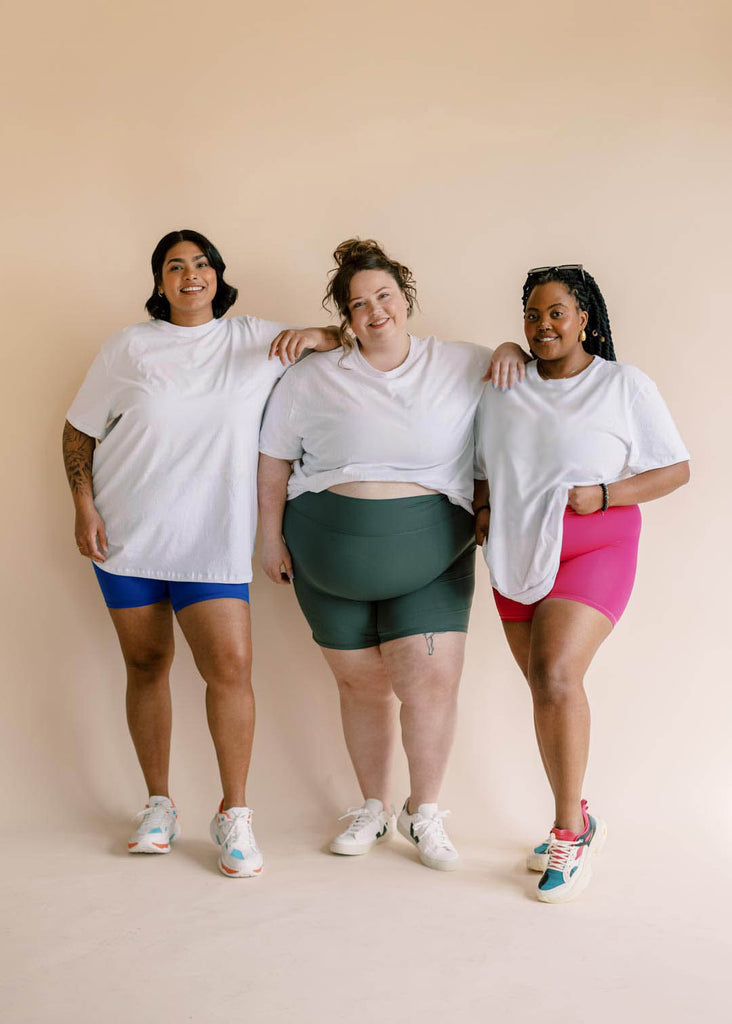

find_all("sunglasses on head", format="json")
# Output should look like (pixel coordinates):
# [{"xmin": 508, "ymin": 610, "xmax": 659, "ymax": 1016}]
[{"xmin": 527, "ymin": 264, "xmax": 585, "ymax": 281}]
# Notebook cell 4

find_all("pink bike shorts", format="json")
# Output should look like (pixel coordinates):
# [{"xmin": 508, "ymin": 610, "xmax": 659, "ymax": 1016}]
[{"xmin": 493, "ymin": 504, "xmax": 642, "ymax": 627}]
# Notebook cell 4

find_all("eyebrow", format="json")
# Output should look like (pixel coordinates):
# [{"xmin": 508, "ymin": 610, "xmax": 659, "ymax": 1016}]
[
  {"xmin": 166, "ymin": 254, "xmax": 206, "ymax": 265},
  {"xmin": 526, "ymin": 302, "xmax": 568, "ymax": 311},
  {"xmin": 349, "ymin": 286, "xmax": 392, "ymax": 303}
]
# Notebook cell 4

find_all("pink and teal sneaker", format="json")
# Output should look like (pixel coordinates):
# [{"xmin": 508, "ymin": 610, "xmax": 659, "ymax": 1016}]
[
  {"xmin": 527, "ymin": 837, "xmax": 551, "ymax": 872},
  {"xmin": 537, "ymin": 800, "xmax": 607, "ymax": 903}
]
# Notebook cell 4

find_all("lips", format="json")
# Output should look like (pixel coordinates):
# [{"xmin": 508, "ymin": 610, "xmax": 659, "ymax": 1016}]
[
  {"xmin": 369, "ymin": 317, "xmax": 389, "ymax": 328},
  {"xmin": 180, "ymin": 286, "xmax": 204, "ymax": 294}
]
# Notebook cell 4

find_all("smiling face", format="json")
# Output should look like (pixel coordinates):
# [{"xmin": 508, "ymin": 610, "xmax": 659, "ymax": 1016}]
[
  {"xmin": 524, "ymin": 281, "xmax": 589, "ymax": 364},
  {"xmin": 347, "ymin": 269, "xmax": 409, "ymax": 348},
  {"xmin": 158, "ymin": 240, "xmax": 218, "ymax": 326}
]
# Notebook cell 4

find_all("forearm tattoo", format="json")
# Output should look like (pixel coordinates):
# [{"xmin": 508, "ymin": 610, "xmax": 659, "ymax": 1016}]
[
  {"xmin": 424, "ymin": 633, "xmax": 435, "ymax": 656},
  {"xmin": 62, "ymin": 421, "xmax": 95, "ymax": 497}
]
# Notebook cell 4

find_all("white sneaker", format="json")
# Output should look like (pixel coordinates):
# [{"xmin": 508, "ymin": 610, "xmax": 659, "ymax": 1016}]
[
  {"xmin": 329, "ymin": 798, "xmax": 394, "ymax": 856},
  {"xmin": 397, "ymin": 800, "xmax": 460, "ymax": 871},
  {"xmin": 210, "ymin": 803, "xmax": 263, "ymax": 878},
  {"xmin": 127, "ymin": 796, "xmax": 180, "ymax": 854}
]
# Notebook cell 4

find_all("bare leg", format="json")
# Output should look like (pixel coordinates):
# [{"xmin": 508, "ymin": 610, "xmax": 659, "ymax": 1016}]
[
  {"xmin": 320, "ymin": 645, "xmax": 397, "ymax": 806},
  {"xmin": 109, "ymin": 602, "xmax": 175, "ymax": 798},
  {"xmin": 176, "ymin": 599, "xmax": 253, "ymax": 809},
  {"xmin": 526, "ymin": 599, "xmax": 613, "ymax": 833},
  {"xmin": 503, "ymin": 621, "xmax": 554, "ymax": 791},
  {"xmin": 380, "ymin": 631, "xmax": 466, "ymax": 809}
]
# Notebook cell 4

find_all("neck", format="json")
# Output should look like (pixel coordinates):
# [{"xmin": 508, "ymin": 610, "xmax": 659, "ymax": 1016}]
[
  {"xmin": 169, "ymin": 308, "xmax": 215, "ymax": 327},
  {"xmin": 357, "ymin": 331, "xmax": 411, "ymax": 372},
  {"xmin": 537, "ymin": 351, "xmax": 593, "ymax": 380}
]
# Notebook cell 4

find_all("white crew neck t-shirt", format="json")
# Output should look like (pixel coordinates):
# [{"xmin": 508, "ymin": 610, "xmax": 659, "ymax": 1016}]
[
  {"xmin": 67, "ymin": 315, "xmax": 290, "ymax": 582},
  {"xmin": 259, "ymin": 335, "xmax": 492, "ymax": 513},
  {"xmin": 474, "ymin": 357, "xmax": 689, "ymax": 604}
]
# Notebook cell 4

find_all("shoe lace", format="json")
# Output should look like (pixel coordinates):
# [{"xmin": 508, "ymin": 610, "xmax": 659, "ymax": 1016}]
[
  {"xmin": 133, "ymin": 803, "xmax": 172, "ymax": 830},
  {"xmin": 412, "ymin": 810, "xmax": 453, "ymax": 850},
  {"xmin": 220, "ymin": 810, "xmax": 255, "ymax": 851},
  {"xmin": 547, "ymin": 836, "xmax": 575, "ymax": 872},
  {"xmin": 338, "ymin": 806, "xmax": 378, "ymax": 836}
]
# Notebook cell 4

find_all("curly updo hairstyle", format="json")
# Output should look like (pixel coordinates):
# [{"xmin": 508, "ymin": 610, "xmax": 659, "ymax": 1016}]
[
  {"xmin": 145, "ymin": 229, "xmax": 238, "ymax": 322},
  {"xmin": 522, "ymin": 266, "xmax": 616, "ymax": 362},
  {"xmin": 323, "ymin": 238, "xmax": 418, "ymax": 356}
]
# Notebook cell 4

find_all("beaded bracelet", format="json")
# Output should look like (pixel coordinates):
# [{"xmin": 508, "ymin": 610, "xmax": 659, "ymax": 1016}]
[{"xmin": 600, "ymin": 483, "xmax": 609, "ymax": 513}]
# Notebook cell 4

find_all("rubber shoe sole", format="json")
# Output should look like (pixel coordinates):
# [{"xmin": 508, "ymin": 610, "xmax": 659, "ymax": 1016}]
[
  {"xmin": 128, "ymin": 821, "xmax": 180, "ymax": 854},
  {"xmin": 396, "ymin": 817, "xmax": 460, "ymax": 872},
  {"xmin": 536, "ymin": 819, "xmax": 607, "ymax": 904}
]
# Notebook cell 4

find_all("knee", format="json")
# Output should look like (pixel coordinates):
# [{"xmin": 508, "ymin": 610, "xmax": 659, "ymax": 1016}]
[
  {"xmin": 391, "ymin": 673, "xmax": 459, "ymax": 707},
  {"xmin": 335, "ymin": 674, "xmax": 393, "ymax": 704},
  {"xmin": 124, "ymin": 647, "xmax": 173, "ymax": 678},
  {"xmin": 203, "ymin": 650, "xmax": 253, "ymax": 692},
  {"xmin": 528, "ymin": 659, "xmax": 583, "ymax": 706}
]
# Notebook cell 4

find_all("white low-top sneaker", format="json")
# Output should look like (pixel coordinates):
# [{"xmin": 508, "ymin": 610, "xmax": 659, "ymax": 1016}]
[
  {"xmin": 397, "ymin": 800, "xmax": 460, "ymax": 871},
  {"xmin": 329, "ymin": 798, "xmax": 394, "ymax": 856},
  {"xmin": 210, "ymin": 804, "xmax": 263, "ymax": 878},
  {"xmin": 128, "ymin": 796, "xmax": 180, "ymax": 854}
]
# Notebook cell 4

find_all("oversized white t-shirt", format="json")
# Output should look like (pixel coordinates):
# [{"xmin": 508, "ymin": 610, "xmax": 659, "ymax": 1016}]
[
  {"xmin": 66, "ymin": 315, "xmax": 290, "ymax": 582},
  {"xmin": 259, "ymin": 335, "xmax": 492, "ymax": 513},
  {"xmin": 474, "ymin": 357, "xmax": 689, "ymax": 603}
]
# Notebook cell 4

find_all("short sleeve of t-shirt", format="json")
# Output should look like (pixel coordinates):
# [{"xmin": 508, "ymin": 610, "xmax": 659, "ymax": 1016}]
[
  {"xmin": 627, "ymin": 379, "xmax": 689, "ymax": 475},
  {"xmin": 66, "ymin": 343, "xmax": 116, "ymax": 440},
  {"xmin": 259, "ymin": 369, "xmax": 304, "ymax": 461}
]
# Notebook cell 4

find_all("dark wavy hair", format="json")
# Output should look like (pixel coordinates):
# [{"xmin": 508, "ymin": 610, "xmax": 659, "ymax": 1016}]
[
  {"xmin": 323, "ymin": 238, "xmax": 418, "ymax": 355},
  {"xmin": 522, "ymin": 266, "xmax": 616, "ymax": 361},
  {"xmin": 145, "ymin": 229, "xmax": 238, "ymax": 321}
]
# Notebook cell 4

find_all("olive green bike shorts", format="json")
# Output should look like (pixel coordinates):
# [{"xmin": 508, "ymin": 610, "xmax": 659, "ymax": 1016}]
[{"xmin": 283, "ymin": 490, "xmax": 476, "ymax": 650}]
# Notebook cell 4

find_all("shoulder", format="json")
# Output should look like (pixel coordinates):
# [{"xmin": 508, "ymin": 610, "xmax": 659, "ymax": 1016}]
[
  {"xmin": 99, "ymin": 320, "xmax": 159, "ymax": 360},
  {"xmin": 422, "ymin": 336, "xmax": 492, "ymax": 368},
  {"xmin": 227, "ymin": 314, "xmax": 290, "ymax": 343},
  {"xmin": 597, "ymin": 359, "xmax": 656, "ymax": 397}
]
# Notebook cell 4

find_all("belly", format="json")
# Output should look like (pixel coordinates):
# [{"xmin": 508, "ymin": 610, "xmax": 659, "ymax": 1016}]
[{"xmin": 327, "ymin": 481, "xmax": 439, "ymax": 499}]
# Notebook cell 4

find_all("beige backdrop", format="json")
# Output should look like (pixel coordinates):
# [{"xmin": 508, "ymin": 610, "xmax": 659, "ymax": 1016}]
[{"xmin": 3, "ymin": 1, "xmax": 731, "ymax": 1022}]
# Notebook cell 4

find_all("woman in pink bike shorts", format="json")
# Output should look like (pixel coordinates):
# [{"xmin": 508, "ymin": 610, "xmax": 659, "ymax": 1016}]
[{"xmin": 473, "ymin": 264, "xmax": 690, "ymax": 903}]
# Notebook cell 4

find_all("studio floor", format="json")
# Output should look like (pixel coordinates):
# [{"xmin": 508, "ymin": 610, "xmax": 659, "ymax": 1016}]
[{"xmin": 4, "ymin": 810, "xmax": 729, "ymax": 1024}]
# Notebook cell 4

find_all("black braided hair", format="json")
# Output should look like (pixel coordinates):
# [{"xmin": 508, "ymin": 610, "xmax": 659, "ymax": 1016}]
[{"xmin": 522, "ymin": 267, "xmax": 616, "ymax": 361}]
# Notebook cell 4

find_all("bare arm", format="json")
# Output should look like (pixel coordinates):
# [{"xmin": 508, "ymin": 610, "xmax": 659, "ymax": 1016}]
[
  {"xmin": 62, "ymin": 420, "xmax": 108, "ymax": 561},
  {"xmin": 257, "ymin": 454, "xmax": 295, "ymax": 583},
  {"xmin": 568, "ymin": 461, "xmax": 691, "ymax": 515},
  {"xmin": 268, "ymin": 327, "xmax": 340, "ymax": 366},
  {"xmin": 473, "ymin": 478, "xmax": 491, "ymax": 545}
]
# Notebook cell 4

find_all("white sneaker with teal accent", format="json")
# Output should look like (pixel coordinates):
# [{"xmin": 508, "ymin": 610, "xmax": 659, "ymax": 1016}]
[
  {"xmin": 329, "ymin": 799, "xmax": 394, "ymax": 855},
  {"xmin": 127, "ymin": 796, "xmax": 180, "ymax": 854},
  {"xmin": 527, "ymin": 836, "xmax": 551, "ymax": 872},
  {"xmin": 210, "ymin": 804, "xmax": 263, "ymax": 878},
  {"xmin": 537, "ymin": 800, "xmax": 607, "ymax": 903},
  {"xmin": 397, "ymin": 800, "xmax": 460, "ymax": 871}
]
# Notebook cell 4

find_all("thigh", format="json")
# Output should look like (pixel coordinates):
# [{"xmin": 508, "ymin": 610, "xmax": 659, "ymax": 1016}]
[
  {"xmin": 528, "ymin": 598, "xmax": 613, "ymax": 682},
  {"xmin": 108, "ymin": 601, "xmax": 175, "ymax": 666},
  {"xmin": 175, "ymin": 598, "xmax": 252, "ymax": 677},
  {"xmin": 502, "ymin": 622, "xmax": 532, "ymax": 680},
  {"xmin": 376, "ymin": 543, "xmax": 476, "ymax": 644},
  {"xmin": 380, "ymin": 631, "xmax": 467, "ymax": 701},
  {"xmin": 551, "ymin": 506, "xmax": 641, "ymax": 626},
  {"xmin": 293, "ymin": 572, "xmax": 379, "ymax": 650},
  {"xmin": 320, "ymin": 644, "xmax": 391, "ymax": 692}
]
